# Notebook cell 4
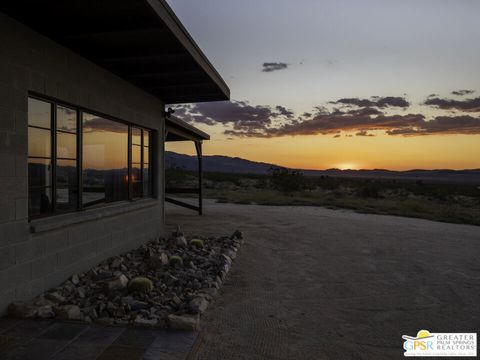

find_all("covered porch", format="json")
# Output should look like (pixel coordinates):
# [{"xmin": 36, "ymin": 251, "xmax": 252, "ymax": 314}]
[{"xmin": 165, "ymin": 116, "xmax": 209, "ymax": 215}]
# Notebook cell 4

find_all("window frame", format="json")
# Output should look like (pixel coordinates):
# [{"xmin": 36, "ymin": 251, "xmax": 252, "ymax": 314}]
[{"xmin": 28, "ymin": 93, "xmax": 155, "ymax": 221}]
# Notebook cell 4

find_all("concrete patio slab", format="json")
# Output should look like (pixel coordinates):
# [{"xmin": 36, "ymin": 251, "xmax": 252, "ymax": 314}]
[{"xmin": 165, "ymin": 200, "xmax": 480, "ymax": 359}]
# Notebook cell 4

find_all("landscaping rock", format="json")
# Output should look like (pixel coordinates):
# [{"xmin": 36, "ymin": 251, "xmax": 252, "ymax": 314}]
[
  {"xmin": 37, "ymin": 305, "xmax": 55, "ymax": 319},
  {"xmin": 71, "ymin": 274, "xmax": 80, "ymax": 285},
  {"xmin": 56, "ymin": 305, "xmax": 82, "ymax": 321},
  {"xmin": 175, "ymin": 236, "xmax": 188, "ymax": 247},
  {"xmin": 148, "ymin": 253, "xmax": 169, "ymax": 269},
  {"xmin": 189, "ymin": 297, "xmax": 209, "ymax": 314},
  {"xmin": 133, "ymin": 315, "xmax": 158, "ymax": 328},
  {"xmin": 8, "ymin": 302, "xmax": 37, "ymax": 319},
  {"xmin": 106, "ymin": 274, "xmax": 129, "ymax": 291},
  {"xmin": 46, "ymin": 292, "xmax": 66, "ymax": 304},
  {"xmin": 8, "ymin": 228, "xmax": 244, "ymax": 329},
  {"xmin": 167, "ymin": 314, "xmax": 200, "ymax": 331}
]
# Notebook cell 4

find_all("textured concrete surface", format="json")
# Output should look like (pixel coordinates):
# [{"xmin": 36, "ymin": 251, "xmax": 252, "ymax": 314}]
[
  {"xmin": 0, "ymin": 319, "xmax": 196, "ymax": 359},
  {"xmin": 166, "ymin": 200, "xmax": 480, "ymax": 360}
]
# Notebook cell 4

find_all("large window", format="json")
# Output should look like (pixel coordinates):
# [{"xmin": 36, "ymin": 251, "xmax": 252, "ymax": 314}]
[{"xmin": 27, "ymin": 96, "xmax": 153, "ymax": 219}]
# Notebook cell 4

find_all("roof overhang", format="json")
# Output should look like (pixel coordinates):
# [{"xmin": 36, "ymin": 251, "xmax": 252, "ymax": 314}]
[
  {"xmin": 0, "ymin": 0, "xmax": 230, "ymax": 104},
  {"xmin": 166, "ymin": 116, "xmax": 210, "ymax": 142}
]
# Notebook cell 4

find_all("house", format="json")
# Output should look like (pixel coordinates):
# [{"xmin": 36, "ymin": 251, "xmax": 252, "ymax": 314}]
[{"xmin": 0, "ymin": 0, "xmax": 229, "ymax": 314}]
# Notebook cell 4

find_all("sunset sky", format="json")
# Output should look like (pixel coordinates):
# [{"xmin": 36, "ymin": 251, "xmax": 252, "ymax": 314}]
[{"xmin": 166, "ymin": 0, "xmax": 480, "ymax": 170}]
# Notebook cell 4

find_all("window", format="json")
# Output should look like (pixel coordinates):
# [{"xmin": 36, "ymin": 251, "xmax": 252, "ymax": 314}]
[
  {"xmin": 27, "ymin": 96, "xmax": 153, "ymax": 219},
  {"xmin": 83, "ymin": 113, "xmax": 129, "ymax": 207},
  {"xmin": 132, "ymin": 127, "xmax": 152, "ymax": 199},
  {"xmin": 28, "ymin": 98, "xmax": 53, "ymax": 218}
]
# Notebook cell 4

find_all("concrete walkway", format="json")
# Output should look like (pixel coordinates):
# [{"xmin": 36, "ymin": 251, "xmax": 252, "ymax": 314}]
[
  {"xmin": 0, "ymin": 319, "xmax": 196, "ymax": 359},
  {"xmin": 166, "ymin": 200, "xmax": 480, "ymax": 360}
]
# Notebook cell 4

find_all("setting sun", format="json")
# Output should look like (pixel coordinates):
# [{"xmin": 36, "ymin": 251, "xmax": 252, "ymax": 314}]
[{"xmin": 337, "ymin": 163, "xmax": 358, "ymax": 170}]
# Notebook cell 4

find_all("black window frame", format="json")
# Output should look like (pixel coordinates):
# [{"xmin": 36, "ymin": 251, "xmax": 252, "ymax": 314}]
[{"xmin": 27, "ymin": 94, "xmax": 154, "ymax": 221}]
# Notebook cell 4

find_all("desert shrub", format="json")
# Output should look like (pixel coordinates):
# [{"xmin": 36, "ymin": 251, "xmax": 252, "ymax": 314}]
[
  {"xmin": 169, "ymin": 255, "xmax": 183, "ymax": 266},
  {"xmin": 128, "ymin": 277, "xmax": 154, "ymax": 293},
  {"xmin": 190, "ymin": 239, "xmax": 204, "ymax": 248},
  {"xmin": 268, "ymin": 166, "xmax": 305, "ymax": 193},
  {"xmin": 356, "ymin": 182, "xmax": 383, "ymax": 198},
  {"xmin": 165, "ymin": 162, "xmax": 196, "ymax": 188}
]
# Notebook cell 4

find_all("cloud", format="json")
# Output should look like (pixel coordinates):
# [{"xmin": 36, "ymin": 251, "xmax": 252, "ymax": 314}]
[
  {"xmin": 265, "ymin": 113, "xmax": 425, "ymax": 137},
  {"xmin": 274, "ymin": 106, "xmax": 295, "ymax": 119},
  {"xmin": 262, "ymin": 62, "xmax": 288, "ymax": 72},
  {"xmin": 83, "ymin": 116, "xmax": 128, "ymax": 133},
  {"xmin": 332, "ymin": 96, "xmax": 410, "ymax": 108},
  {"xmin": 356, "ymin": 130, "xmax": 375, "ymax": 137},
  {"xmin": 175, "ymin": 94, "xmax": 480, "ymax": 139},
  {"xmin": 452, "ymin": 89, "xmax": 475, "ymax": 96},
  {"xmin": 424, "ymin": 97, "xmax": 480, "ymax": 112},
  {"xmin": 175, "ymin": 101, "xmax": 295, "ymax": 134},
  {"xmin": 386, "ymin": 115, "xmax": 480, "ymax": 136}
]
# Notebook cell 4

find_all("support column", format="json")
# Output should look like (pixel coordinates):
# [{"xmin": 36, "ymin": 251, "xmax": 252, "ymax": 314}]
[{"xmin": 195, "ymin": 141, "xmax": 203, "ymax": 215}]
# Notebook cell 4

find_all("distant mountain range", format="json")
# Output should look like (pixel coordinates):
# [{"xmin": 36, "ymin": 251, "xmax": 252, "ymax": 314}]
[{"xmin": 165, "ymin": 151, "xmax": 480, "ymax": 184}]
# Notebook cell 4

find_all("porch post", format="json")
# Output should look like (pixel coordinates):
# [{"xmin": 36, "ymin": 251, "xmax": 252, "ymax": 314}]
[{"xmin": 195, "ymin": 141, "xmax": 203, "ymax": 215}]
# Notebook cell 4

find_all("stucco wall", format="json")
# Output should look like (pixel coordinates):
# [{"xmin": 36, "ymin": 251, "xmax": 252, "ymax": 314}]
[{"xmin": 0, "ymin": 13, "xmax": 166, "ymax": 314}]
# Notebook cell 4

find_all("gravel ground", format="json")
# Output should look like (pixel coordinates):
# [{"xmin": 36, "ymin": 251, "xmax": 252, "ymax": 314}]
[{"xmin": 166, "ymin": 199, "xmax": 480, "ymax": 360}]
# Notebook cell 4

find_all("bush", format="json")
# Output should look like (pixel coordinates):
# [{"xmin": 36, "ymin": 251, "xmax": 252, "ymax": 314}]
[
  {"xmin": 356, "ymin": 183, "xmax": 382, "ymax": 198},
  {"xmin": 268, "ymin": 166, "xmax": 305, "ymax": 193}
]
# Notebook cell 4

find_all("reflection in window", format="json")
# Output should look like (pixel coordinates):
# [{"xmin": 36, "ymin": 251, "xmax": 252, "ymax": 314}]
[
  {"xmin": 56, "ymin": 106, "xmax": 78, "ymax": 212},
  {"xmin": 131, "ymin": 127, "xmax": 151, "ymax": 199},
  {"xmin": 83, "ymin": 113, "xmax": 129, "ymax": 207},
  {"xmin": 28, "ymin": 98, "xmax": 52, "ymax": 218},
  {"xmin": 28, "ymin": 97, "xmax": 154, "ymax": 219}
]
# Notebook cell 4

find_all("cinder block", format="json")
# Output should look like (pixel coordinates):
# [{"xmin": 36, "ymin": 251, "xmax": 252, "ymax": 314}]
[
  {"xmin": 95, "ymin": 234, "xmax": 112, "ymax": 254},
  {"xmin": 0, "ymin": 221, "xmax": 29, "ymax": 247},
  {"xmin": 0, "ymin": 132, "xmax": 27, "ymax": 155},
  {"xmin": 0, "ymin": 199, "xmax": 15, "ymax": 224},
  {"xmin": 43, "ymin": 230, "xmax": 68, "ymax": 254},
  {"xmin": 0, "ymin": 262, "xmax": 31, "ymax": 287},
  {"xmin": 0, "ymin": 177, "xmax": 28, "ymax": 199},
  {"xmin": 0, "ymin": 107, "xmax": 15, "ymax": 132},
  {"xmin": 0, "ymin": 245, "xmax": 14, "ymax": 270},
  {"xmin": 29, "ymin": 71, "xmax": 46, "ymax": 93},
  {"xmin": 15, "ymin": 198, "xmax": 28, "ymax": 220},
  {"xmin": 31, "ymin": 253, "xmax": 58, "ymax": 279},
  {"xmin": 67, "ymin": 224, "xmax": 88, "ymax": 246},
  {"xmin": 15, "ymin": 276, "xmax": 45, "ymax": 302},
  {"xmin": 14, "ymin": 110, "xmax": 27, "ymax": 135},
  {"xmin": 14, "ymin": 237, "xmax": 45, "ymax": 263},
  {"xmin": 57, "ymin": 239, "xmax": 96, "ymax": 269},
  {"xmin": 15, "ymin": 154, "xmax": 27, "ymax": 177},
  {"xmin": 0, "ymin": 153, "xmax": 15, "ymax": 177}
]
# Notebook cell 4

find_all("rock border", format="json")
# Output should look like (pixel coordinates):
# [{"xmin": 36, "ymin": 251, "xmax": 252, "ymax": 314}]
[{"xmin": 8, "ymin": 229, "xmax": 244, "ymax": 331}]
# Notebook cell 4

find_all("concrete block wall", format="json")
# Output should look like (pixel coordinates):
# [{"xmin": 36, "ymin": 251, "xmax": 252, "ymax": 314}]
[{"xmin": 0, "ymin": 13, "xmax": 166, "ymax": 314}]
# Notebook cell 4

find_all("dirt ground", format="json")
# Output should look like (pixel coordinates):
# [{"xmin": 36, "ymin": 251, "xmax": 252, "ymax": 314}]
[{"xmin": 166, "ymin": 199, "xmax": 480, "ymax": 360}]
